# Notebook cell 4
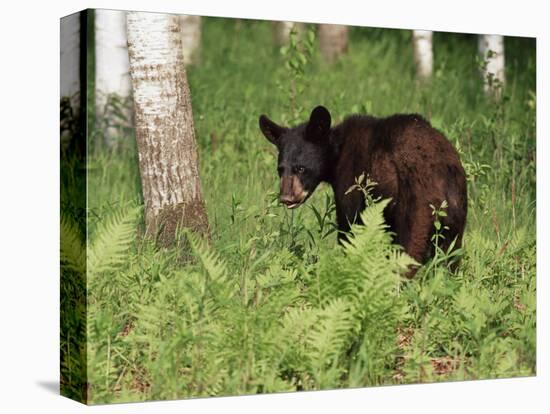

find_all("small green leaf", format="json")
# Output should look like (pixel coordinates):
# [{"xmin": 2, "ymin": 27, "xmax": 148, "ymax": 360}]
[{"xmin": 345, "ymin": 185, "xmax": 358, "ymax": 195}]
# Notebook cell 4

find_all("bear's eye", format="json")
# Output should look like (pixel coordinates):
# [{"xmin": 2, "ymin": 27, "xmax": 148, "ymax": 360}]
[{"xmin": 296, "ymin": 166, "xmax": 306, "ymax": 174}]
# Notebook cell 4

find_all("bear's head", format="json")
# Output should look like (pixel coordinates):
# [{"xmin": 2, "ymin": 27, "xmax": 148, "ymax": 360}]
[{"xmin": 259, "ymin": 106, "xmax": 332, "ymax": 209}]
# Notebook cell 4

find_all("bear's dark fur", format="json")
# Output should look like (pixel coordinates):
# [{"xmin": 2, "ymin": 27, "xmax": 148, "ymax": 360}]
[{"xmin": 259, "ymin": 106, "xmax": 467, "ymax": 277}]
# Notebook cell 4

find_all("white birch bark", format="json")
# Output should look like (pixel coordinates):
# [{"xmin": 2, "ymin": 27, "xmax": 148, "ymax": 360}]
[
  {"xmin": 478, "ymin": 34, "xmax": 505, "ymax": 97},
  {"xmin": 318, "ymin": 24, "xmax": 349, "ymax": 63},
  {"xmin": 95, "ymin": 9, "xmax": 133, "ymax": 141},
  {"xmin": 126, "ymin": 12, "xmax": 209, "ymax": 245},
  {"xmin": 273, "ymin": 21, "xmax": 305, "ymax": 46},
  {"xmin": 412, "ymin": 30, "xmax": 433, "ymax": 80},
  {"xmin": 179, "ymin": 15, "xmax": 202, "ymax": 65},
  {"xmin": 60, "ymin": 13, "xmax": 81, "ymax": 111}
]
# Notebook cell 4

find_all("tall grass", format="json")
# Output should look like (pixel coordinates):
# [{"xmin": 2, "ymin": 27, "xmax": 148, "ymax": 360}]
[{"xmin": 61, "ymin": 17, "xmax": 536, "ymax": 403}]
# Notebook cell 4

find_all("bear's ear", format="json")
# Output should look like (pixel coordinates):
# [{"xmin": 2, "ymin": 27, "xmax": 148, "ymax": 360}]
[
  {"xmin": 259, "ymin": 115, "xmax": 286, "ymax": 146},
  {"xmin": 306, "ymin": 106, "xmax": 331, "ymax": 142}
]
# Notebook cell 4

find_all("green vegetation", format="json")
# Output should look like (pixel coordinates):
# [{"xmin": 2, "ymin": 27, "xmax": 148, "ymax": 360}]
[{"xmin": 61, "ymin": 17, "xmax": 536, "ymax": 404}]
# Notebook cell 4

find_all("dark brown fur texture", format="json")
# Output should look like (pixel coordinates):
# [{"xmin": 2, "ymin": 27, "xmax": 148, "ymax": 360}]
[{"xmin": 259, "ymin": 106, "xmax": 467, "ymax": 277}]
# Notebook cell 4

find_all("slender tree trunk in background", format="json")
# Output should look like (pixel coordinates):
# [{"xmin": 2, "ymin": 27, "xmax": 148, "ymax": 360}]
[
  {"xmin": 478, "ymin": 34, "xmax": 505, "ymax": 98},
  {"xmin": 412, "ymin": 30, "xmax": 433, "ymax": 80},
  {"xmin": 126, "ymin": 12, "xmax": 209, "ymax": 246},
  {"xmin": 272, "ymin": 21, "xmax": 305, "ymax": 46},
  {"xmin": 95, "ymin": 9, "xmax": 133, "ymax": 144},
  {"xmin": 179, "ymin": 15, "xmax": 202, "ymax": 65},
  {"xmin": 60, "ymin": 13, "xmax": 81, "ymax": 112},
  {"xmin": 318, "ymin": 24, "xmax": 348, "ymax": 63},
  {"xmin": 60, "ymin": 12, "xmax": 87, "ymax": 156}
]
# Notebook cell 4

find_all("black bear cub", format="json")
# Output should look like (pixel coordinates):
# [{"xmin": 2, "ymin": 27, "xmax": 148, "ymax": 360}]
[{"xmin": 259, "ymin": 106, "xmax": 467, "ymax": 277}]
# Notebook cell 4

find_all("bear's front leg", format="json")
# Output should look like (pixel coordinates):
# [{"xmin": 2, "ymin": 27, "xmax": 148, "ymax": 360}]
[{"xmin": 335, "ymin": 193, "xmax": 364, "ymax": 245}]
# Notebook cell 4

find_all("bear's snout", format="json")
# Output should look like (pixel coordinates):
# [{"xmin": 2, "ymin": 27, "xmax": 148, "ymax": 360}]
[{"xmin": 280, "ymin": 176, "xmax": 308, "ymax": 208}]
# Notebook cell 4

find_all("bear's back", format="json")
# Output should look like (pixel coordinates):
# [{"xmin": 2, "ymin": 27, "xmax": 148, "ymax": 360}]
[
  {"xmin": 332, "ymin": 112, "xmax": 466, "ymax": 234},
  {"xmin": 335, "ymin": 113, "xmax": 462, "ymax": 175}
]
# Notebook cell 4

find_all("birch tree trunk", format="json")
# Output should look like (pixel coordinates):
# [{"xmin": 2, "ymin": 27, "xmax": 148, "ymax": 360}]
[
  {"xmin": 318, "ymin": 24, "xmax": 349, "ymax": 63},
  {"xmin": 179, "ymin": 15, "xmax": 202, "ymax": 65},
  {"xmin": 60, "ymin": 11, "xmax": 87, "ymax": 155},
  {"xmin": 60, "ymin": 12, "xmax": 81, "ymax": 112},
  {"xmin": 478, "ymin": 34, "xmax": 505, "ymax": 98},
  {"xmin": 273, "ymin": 21, "xmax": 305, "ymax": 46},
  {"xmin": 95, "ymin": 9, "xmax": 133, "ymax": 144},
  {"xmin": 412, "ymin": 30, "xmax": 433, "ymax": 80},
  {"xmin": 126, "ymin": 12, "xmax": 209, "ymax": 246}
]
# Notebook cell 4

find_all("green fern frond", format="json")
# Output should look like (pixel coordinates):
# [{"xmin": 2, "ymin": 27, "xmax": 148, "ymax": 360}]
[
  {"xmin": 307, "ymin": 298, "xmax": 355, "ymax": 369},
  {"xmin": 341, "ymin": 199, "xmax": 395, "ymax": 257},
  {"xmin": 88, "ymin": 207, "xmax": 140, "ymax": 276},
  {"xmin": 307, "ymin": 199, "xmax": 415, "ymax": 384},
  {"xmin": 279, "ymin": 307, "xmax": 318, "ymax": 349},
  {"xmin": 60, "ymin": 213, "xmax": 85, "ymax": 274},
  {"xmin": 187, "ymin": 232, "xmax": 228, "ymax": 283}
]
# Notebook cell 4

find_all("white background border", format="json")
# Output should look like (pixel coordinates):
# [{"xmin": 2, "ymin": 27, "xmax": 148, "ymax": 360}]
[{"xmin": 0, "ymin": 0, "xmax": 546, "ymax": 412}]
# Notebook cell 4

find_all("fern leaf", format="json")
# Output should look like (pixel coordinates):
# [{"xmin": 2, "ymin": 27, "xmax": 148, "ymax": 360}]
[
  {"xmin": 279, "ymin": 307, "xmax": 318, "ymax": 349},
  {"xmin": 187, "ymin": 232, "xmax": 228, "ymax": 283},
  {"xmin": 341, "ymin": 199, "xmax": 394, "ymax": 257},
  {"xmin": 60, "ymin": 213, "xmax": 85, "ymax": 274},
  {"xmin": 307, "ymin": 298, "xmax": 355, "ymax": 368},
  {"xmin": 88, "ymin": 207, "xmax": 140, "ymax": 276}
]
